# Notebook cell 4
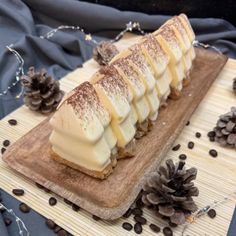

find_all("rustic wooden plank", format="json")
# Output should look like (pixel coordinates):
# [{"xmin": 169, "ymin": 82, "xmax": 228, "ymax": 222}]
[{"xmin": 2, "ymin": 48, "xmax": 228, "ymax": 221}]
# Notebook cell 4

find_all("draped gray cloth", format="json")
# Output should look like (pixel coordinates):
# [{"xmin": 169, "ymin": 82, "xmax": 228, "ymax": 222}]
[{"xmin": 0, "ymin": 0, "xmax": 236, "ymax": 235}]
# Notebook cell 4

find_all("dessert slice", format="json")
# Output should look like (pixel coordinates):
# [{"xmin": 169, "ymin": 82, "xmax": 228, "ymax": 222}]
[
  {"xmin": 111, "ymin": 46, "xmax": 160, "ymax": 121},
  {"xmin": 111, "ymin": 58, "xmax": 151, "ymax": 123},
  {"xmin": 178, "ymin": 14, "xmax": 196, "ymax": 61},
  {"xmin": 91, "ymin": 66, "xmax": 136, "ymax": 153},
  {"xmin": 153, "ymin": 26, "xmax": 185, "ymax": 98},
  {"xmin": 49, "ymin": 82, "xmax": 116, "ymax": 179},
  {"xmin": 138, "ymin": 35, "xmax": 172, "ymax": 103}
]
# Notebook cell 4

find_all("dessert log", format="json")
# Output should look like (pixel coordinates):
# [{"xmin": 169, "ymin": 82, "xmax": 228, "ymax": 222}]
[{"xmin": 49, "ymin": 14, "xmax": 196, "ymax": 179}]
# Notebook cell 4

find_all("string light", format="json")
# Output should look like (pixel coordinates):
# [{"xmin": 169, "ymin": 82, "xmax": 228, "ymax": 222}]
[
  {"xmin": 181, "ymin": 191, "xmax": 236, "ymax": 235},
  {"xmin": 193, "ymin": 40, "xmax": 222, "ymax": 54},
  {"xmin": 1, "ymin": 26, "xmax": 222, "ymax": 99},
  {"xmin": 0, "ymin": 203, "xmax": 29, "ymax": 236}
]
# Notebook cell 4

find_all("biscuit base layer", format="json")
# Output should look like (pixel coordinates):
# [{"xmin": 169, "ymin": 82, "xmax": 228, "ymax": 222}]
[
  {"xmin": 169, "ymin": 87, "xmax": 182, "ymax": 100},
  {"xmin": 51, "ymin": 150, "xmax": 116, "ymax": 179}
]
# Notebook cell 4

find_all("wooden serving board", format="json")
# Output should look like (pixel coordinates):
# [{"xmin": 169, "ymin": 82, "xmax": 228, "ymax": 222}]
[{"xmin": 2, "ymin": 48, "xmax": 227, "ymax": 220}]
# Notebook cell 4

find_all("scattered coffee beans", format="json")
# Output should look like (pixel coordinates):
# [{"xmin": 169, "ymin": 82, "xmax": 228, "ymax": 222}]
[
  {"xmin": 12, "ymin": 189, "xmax": 24, "ymax": 196},
  {"xmin": 207, "ymin": 209, "xmax": 217, "ymax": 218},
  {"xmin": 92, "ymin": 215, "xmax": 100, "ymax": 221},
  {"xmin": 46, "ymin": 219, "xmax": 56, "ymax": 229},
  {"xmin": 132, "ymin": 207, "xmax": 143, "ymax": 216},
  {"xmin": 209, "ymin": 149, "xmax": 218, "ymax": 157},
  {"xmin": 186, "ymin": 121, "xmax": 190, "ymax": 126},
  {"xmin": 134, "ymin": 222, "xmax": 143, "ymax": 234},
  {"xmin": 168, "ymin": 221, "xmax": 177, "ymax": 228},
  {"xmin": 1, "ymin": 147, "xmax": 6, "ymax": 154},
  {"xmin": 8, "ymin": 119, "xmax": 17, "ymax": 126},
  {"xmin": 179, "ymin": 154, "xmax": 187, "ymax": 160},
  {"xmin": 136, "ymin": 198, "xmax": 144, "ymax": 208},
  {"xmin": 188, "ymin": 141, "xmax": 194, "ymax": 149},
  {"xmin": 3, "ymin": 140, "xmax": 10, "ymax": 147},
  {"xmin": 209, "ymin": 136, "xmax": 215, "ymax": 142},
  {"xmin": 19, "ymin": 203, "xmax": 30, "ymax": 213},
  {"xmin": 54, "ymin": 225, "xmax": 61, "ymax": 233},
  {"xmin": 4, "ymin": 217, "xmax": 12, "ymax": 226},
  {"xmin": 172, "ymin": 144, "xmax": 181, "ymax": 151},
  {"xmin": 163, "ymin": 227, "xmax": 173, "ymax": 236},
  {"xmin": 207, "ymin": 131, "xmax": 216, "ymax": 138},
  {"xmin": 195, "ymin": 132, "xmax": 201, "ymax": 138},
  {"xmin": 123, "ymin": 208, "xmax": 132, "ymax": 218},
  {"xmin": 49, "ymin": 197, "xmax": 57, "ymax": 206},
  {"xmin": 149, "ymin": 223, "xmax": 160, "ymax": 233},
  {"xmin": 134, "ymin": 215, "xmax": 147, "ymax": 225},
  {"xmin": 72, "ymin": 204, "xmax": 80, "ymax": 212},
  {"xmin": 122, "ymin": 222, "xmax": 133, "ymax": 231},
  {"xmin": 58, "ymin": 229, "xmax": 68, "ymax": 236}
]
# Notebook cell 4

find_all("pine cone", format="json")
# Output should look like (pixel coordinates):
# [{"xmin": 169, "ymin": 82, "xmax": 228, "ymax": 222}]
[
  {"xmin": 93, "ymin": 41, "xmax": 119, "ymax": 66},
  {"xmin": 233, "ymin": 78, "xmax": 236, "ymax": 94},
  {"xmin": 21, "ymin": 67, "xmax": 64, "ymax": 114},
  {"xmin": 142, "ymin": 159, "xmax": 199, "ymax": 225},
  {"xmin": 208, "ymin": 107, "xmax": 236, "ymax": 147}
]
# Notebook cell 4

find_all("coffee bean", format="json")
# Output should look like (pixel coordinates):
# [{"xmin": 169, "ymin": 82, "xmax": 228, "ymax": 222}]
[
  {"xmin": 207, "ymin": 131, "xmax": 216, "ymax": 138},
  {"xmin": 209, "ymin": 136, "xmax": 215, "ymax": 142},
  {"xmin": 3, "ymin": 140, "xmax": 10, "ymax": 147},
  {"xmin": 134, "ymin": 215, "xmax": 147, "ymax": 225},
  {"xmin": 169, "ymin": 221, "xmax": 177, "ymax": 228},
  {"xmin": 54, "ymin": 226, "xmax": 61, "ymax": 233},
  {"xmin": 4, "ymin": 217, "xmax": 12, "ymax": 226},
  {"xmin": 195, "ymin": 132, "xmax": 201, "ymax": 138},
  {"xmin": 46, "ymin": 219, "xmax": 56, "ymax": 229},
  {"xmin": 132, "ymin": 207, "xmax": 143, "ymax": 216},
  {"xmin": 123, "ymin": 208, "xmax": 132, "ymax": 218},
  {"xmin": 207, "ymin": 209, "xmax": 216, "ymax": 218},
  {"xmin": 172, "ymin": 144, "xmax": 181, "ymax": 151},
  {"xmin": 209, "ymin": 149, "xmax": 218, "ymax": 157},
  {"xmin": 163, "ymin": 227, "xmax": 173, "ymax": 236},
  {"xmin": 8, "ymin": 119, "xmax": 17, "ymax": 126},
  {"xmin": 19, "ymin": 203, "xmax": 30, "ymax": 213},
  {"xmin": 49, "ymin": 197, "xmax": 57, "ymax": 206},
  {"xmin": 72, "ymin": 204, "xmax": 80, "ymax": 212},
  {"xmin": 58, "ymin": 229, "xmax": 68, "ymax": 236},
  {"xmin": 92, "ymin": 215, "xmax": 100, "ymax": 221},
  {"xmin": 122, "ymin": 222, "xmax": 133, "ymax": 231},
  {"xmin": 134, "ymin": 222, "xmax": 142, "ymax": 234},
  {"xmin": 186, "ymin": 121, "xmax": 190, "ymax": 126},
  {"xmin": 136, "ymin": 198, "xmax": 144, "ymax": 208},
  {"xmin": 188, "ymin": 141, "xmax": 194, "ymax": 149},
  {"xmin": 1, "ymin": 147, "xmax": 6, "ymax": 154},
  {"xmin": 149, "ymin": 223, "xmax": 160, "ymax": 233},
  {"xmin": 64, "ymin": 198, "xmax": 72, "ymax": 205},
  {"xmin": 12, "ymin": 189, "xmax": 24, "ymax": 196},
  {"xmin": 179, "ymin": 154, "xmax": 187, "ymax": 160}
]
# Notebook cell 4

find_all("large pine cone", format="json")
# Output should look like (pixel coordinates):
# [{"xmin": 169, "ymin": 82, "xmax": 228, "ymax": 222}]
[
  {"xmin": 93, "ymin": 41, "xmax": 119, "ymax": 66},
  {"xmin": 21, "ymin": 67, "xmax": 64, "ymax": 114},
  {"xmin": 208, "ymin": 107, "xmax": 236, "ymax": 147},
  {"xmin": 142, "ymin": 159, "xmax": 199, "ymax": 225}
]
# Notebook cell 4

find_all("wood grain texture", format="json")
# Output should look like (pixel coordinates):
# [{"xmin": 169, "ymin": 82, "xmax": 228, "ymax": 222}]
[{"xmin": 2, "ymin": 48, "xmax": 228, "ymax": 220}]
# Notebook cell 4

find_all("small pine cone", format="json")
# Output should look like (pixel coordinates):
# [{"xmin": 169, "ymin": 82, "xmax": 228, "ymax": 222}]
[
  {"xmin": 142, "ymin": 159, "xmax": 199, "ymax": 225},
  {"xmin": 93, "ymin": 41, "xmax": 119, "ymax": 66},
  {"xmin": 208, "ymin": 107, "xmax": 236, "ymax": 147},
  {"xmin": 233, "ymin": 78, "xmax": 236, "ymax": 94},
  {"xmin": 21, "ymin": 67, "xmax": 64, "ymax": 114}
]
